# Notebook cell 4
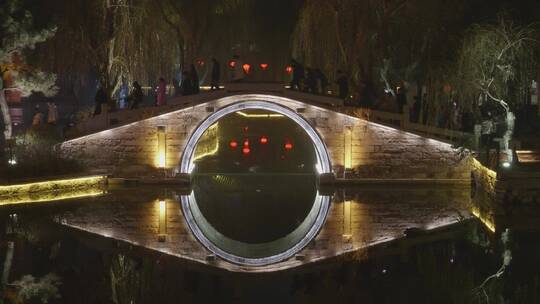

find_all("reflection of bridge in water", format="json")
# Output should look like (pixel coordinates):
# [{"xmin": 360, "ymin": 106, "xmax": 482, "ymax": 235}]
[{"xmin": 60, "ymin": 184, "xmax": 472, "ymax": 272}]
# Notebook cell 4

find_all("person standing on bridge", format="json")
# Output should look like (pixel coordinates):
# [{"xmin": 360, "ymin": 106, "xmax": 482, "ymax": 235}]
[
  {"xmin": 93, "ymin": 85, "xmax": 108, "ymax": 116},
  {"xmin": 118, "ymin": 77, "xmax": 128, "ymax": 109},
  {"xmin": 336, "ymin": 70, "xmax": 349, "ymax": 99},
  {"xmin": 290, "ymin": 59, "xmax": 304, "ymax": 90},
  {"xmin": 305, "ymin": 68, "xmax": 318, "ymax": 93},
  {"xmin": 172, "ymin": 78, "xmax": 180, "ymax": 97},
  {"xmin": 180, "ymin": 71, "xmax": 193, "ymax": 96},
  {"xmin": 190, "ymin": 64, "xmax": 200, "ymax": 94},
  {"xmin": 129, "ymin": 81, "xmax": 143, "ymax": 109},
  {"xmin": 396, "ymin": 86, "xmax": 407, "ymax": 113},
  {"xmin": 210, "ymin": 58, "xmax": 221, "ymax": 90},
  {"xmin": 229, "ymin": 54, "xmax": 244, "ymax": 83},
  {"xmin": 156, "ymin": 77, "xmax": 167, "ymax": 106},
  {"xmin": 315, "ymin": 68, "xmax": 328, "ymax": 95}
]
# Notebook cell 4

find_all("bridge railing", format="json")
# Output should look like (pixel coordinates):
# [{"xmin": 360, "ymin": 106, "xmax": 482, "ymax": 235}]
[
  {"xmin": 65, "ymin": 90, "xmax": 229, "ymax": 139},
  {"xmin": 343, "ymin": 105, "xmax": 478, "ymax": 148},
  {"xmin": 66, "ymin": 83, "xmax": 477, "ymax": 149}
]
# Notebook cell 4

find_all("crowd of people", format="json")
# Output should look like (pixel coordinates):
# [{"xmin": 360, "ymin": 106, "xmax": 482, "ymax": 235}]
[
  {"xmin": 90, "ymin": 56, "xmax": 356, "ymax": 117},
  {"xmin": 92, "ymin": 58, "xmax": 224, "ymax": 116},
  {"xmin": 289, "ymin": 59, "xmax": 349, "ymax": 100},
  {"xmin": 31, "ymin": 102, "xmax": 58, "ymax": 128},
  {"xmin": 86, "ymin": 56, "xmax": 501, "ymax": 141}
]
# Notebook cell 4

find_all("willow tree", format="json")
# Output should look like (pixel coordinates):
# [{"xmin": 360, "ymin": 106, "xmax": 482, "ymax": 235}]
[
  {"xmin": 74, "ymin": 0, "xmax": 138, "ymax": 98},
  {"xmin": 291, "ymin": 0, "xmax": 428, "ymax": 95},
  {"xmin": 158, "ymin": 0, "xmax": 218, "ymax": 69},
  {"xmin": 291, "ymin": 0, "xmax": 364, "ymax": 83},
  {"xmin": 0, "ymin": 0, "xmax": 57, "ymax": 140},
  {"xmin": 452, "ymin": 17, "xmax": 537, "ymax": 156},
  {"xmin": 37, "ymin": 0, "xmax": 181, "ymax": 101},
  {"xmin": 454, "ymin": 18, "xmax": 537, "ymax": 114}
]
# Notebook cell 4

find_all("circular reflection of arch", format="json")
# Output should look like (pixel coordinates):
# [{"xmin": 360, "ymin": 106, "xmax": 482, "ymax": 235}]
[
  {"xmin": 179, "ymin": 100, "xmax": 332, "ymax": 174},
  {"xmin": 180, "ymin": 191, "xmax": 330, "ymax": 266}
]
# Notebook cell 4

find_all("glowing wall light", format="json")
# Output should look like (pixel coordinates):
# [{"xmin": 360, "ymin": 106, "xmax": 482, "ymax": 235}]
[
  {"xmin": 236, "ymin": 111, "xmax": 284, "ymax": 118},
  {"xmin": 471, "ymin": 207, "xmax": 496, "ymax": 233},
  {"xmin": 157, "ymin": 126, "xmax": 166, "ymax": 168},
  {"xmin": 344, "ymin": 127, "xmax": 353, "ymax": 169},
  {"xmin": 343, "ymin": 200, "xmax": 352, "ymax": 238},
  {"xmin": 192, "ymin": 123, "xmax": 220, "ymax": 161},
  {"xmin": 158, "ymin": 199, "xmax": 167, "ymax": 242}
]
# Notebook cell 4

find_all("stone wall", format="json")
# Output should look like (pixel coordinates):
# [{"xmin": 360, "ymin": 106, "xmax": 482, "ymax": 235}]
[{"xmin": 59, "ymin": 93, "xmax": 470, "ymax": 179}]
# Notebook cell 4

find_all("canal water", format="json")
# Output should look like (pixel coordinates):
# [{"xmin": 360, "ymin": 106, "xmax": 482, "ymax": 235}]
[{"xmin": 1, "ymin": 109, "xmax": 539, "ymax": 303}]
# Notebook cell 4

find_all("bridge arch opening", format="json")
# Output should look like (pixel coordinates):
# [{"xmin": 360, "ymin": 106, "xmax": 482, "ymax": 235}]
[
  {"xmin": 178, "ymin": 98, "xmax": 332, "ymax": 266},
  {"xmin": 179, "ymin": 99, "xmax": 332, "ymax": 174}
]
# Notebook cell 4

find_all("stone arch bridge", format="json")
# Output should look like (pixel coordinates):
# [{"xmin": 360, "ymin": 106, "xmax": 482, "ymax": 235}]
[{"xmin": 59, "ymin": 84, "xmax": 470, "ymax": 179}]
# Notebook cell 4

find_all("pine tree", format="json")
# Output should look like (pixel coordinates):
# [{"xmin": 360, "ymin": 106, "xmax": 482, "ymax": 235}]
[{"xmin": 0, "ymin": 0, "xmax": 58, "ymax": 140}]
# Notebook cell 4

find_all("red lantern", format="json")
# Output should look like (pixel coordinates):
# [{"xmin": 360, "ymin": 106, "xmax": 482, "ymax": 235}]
[
  {"xmin": 229, "ymin": 140, "xmax": 238, "ymax": 148},
  {"xmin": 260, "ymin": 63, "xmax": 269, "ymax": 70},
  {"xmin": 242, "ymin": 147, "xmax": 251, "ymax": 155},
  {"xmin": 243, "ymin": 139, "xmax": 249, "ymax": 147},
  {"xmin": 242, "ymin": 63, "xmax": 251, "ymax": 74},
  {"xmin": 284, "ymin": 142, "xmax": 293, "ymax": 150},
  {"xmin": 196, "ymin": 59, "xmax": 205, "ymax": 66},
  {"xmin": 228, "ymin": 60, "xmax": 237, "ymax": 68},
  {"xmin": 260, "ymin": 136, "xmax": 268, "ymax": 144},
  {"xmin": 285, "ymin": 66, "xmax": 293, "ymax": 74},
  {"xmin": 443, "ymin": 84, "xmax": 452, "ymax": 93},
  {"xmin": 243, "ymin": 126, "xmax": 249, "ymax": 132}
]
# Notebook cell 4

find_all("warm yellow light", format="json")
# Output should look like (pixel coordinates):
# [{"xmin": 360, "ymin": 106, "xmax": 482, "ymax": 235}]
[
  {"xmin": 343, "ymin": 200, "xmax": 352, "ymax": 237},
  {"xmin": 0, "ymin": 176, "xmax": 107, "ymax": 206},
  {"xmin": 344, "ymin": 127, "xmax": 353, "ymax": 169},
  {"xmin": 193, "ymin": 141, "xmax": 219, "ymax": 161},
  {"xmin": 472, "ymin": 208, "xmax": 496, "ymax": 233},
  {"xmin": 158, "ymin": 199, "xmax": 167, "ymax": 240},
  {"xmin": 235, "ymin": 111, "xmax": 284, "ymax": 118},
  {"xmin": 157, "ymin": 126, "xmax": 166, "ymax": 168},
  {"xmin": 193, "ymin": 123, "xmax": 219, "ymax": 161},
  {"xmin": 472, "ymin": 158, "xmax": 497, "ymax": 179}
]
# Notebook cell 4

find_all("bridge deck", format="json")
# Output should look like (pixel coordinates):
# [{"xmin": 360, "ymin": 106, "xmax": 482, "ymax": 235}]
[{"xmin": 66, "ymin": 84, "xmax": 345, "ymax": 140}]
